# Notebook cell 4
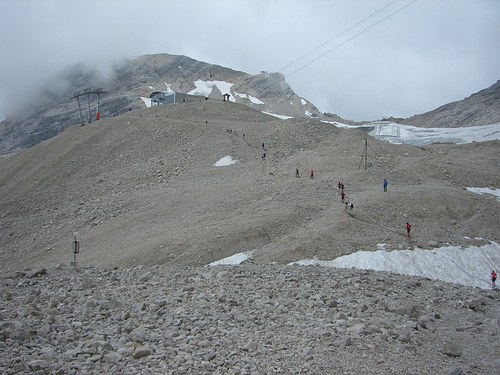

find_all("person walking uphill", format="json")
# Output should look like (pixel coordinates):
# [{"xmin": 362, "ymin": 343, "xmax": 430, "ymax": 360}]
[
  {"xmin": 492, "ymin": 270, "xmax": 497, "ymax": 288},
  {"xmin": 383, "ymin": 178, "xmax": 388, "ymax": 192},
  {"xmin": 406, "ymin": 222, "xmax": 412, "ymax": 238}
]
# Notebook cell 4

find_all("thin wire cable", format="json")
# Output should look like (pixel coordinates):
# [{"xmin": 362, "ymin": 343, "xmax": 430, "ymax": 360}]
[
  {"xmin": 286, "ymin": 0, "xmax": 417, "ymax": 79},
  {"xmin": 278, "ymin": 0, "xmax": 402, "ymax": 73},
  {"xmin": 259, "ymin": 0, "xmax": 417, "ymax": 98}
]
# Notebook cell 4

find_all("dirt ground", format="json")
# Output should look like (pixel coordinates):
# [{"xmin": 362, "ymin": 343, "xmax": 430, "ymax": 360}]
[{"xmin": 1, "ymin": 100, "xmax": 499, "ymax": 272}]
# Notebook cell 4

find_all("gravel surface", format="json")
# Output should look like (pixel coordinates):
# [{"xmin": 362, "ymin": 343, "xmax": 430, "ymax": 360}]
[{"xmin": 1, "ymin": 264, "xmax": 499, "ymax": 374}]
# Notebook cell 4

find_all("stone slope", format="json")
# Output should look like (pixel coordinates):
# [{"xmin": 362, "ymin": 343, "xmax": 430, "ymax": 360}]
[
  {"xmin": 1, "ymin": 264, "xmax": 499, "ymax": 374},
  {"xmin": 1, "ymin": 100, "xmax": 499, "ymax": 274}
]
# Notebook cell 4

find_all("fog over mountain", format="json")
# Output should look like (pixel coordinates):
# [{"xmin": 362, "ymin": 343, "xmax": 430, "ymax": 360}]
[
  {"xmin": 0, "ymin": 52, "xmax": 499, "ymax": 155},
  {"xmin": 1, "ymin": 0, "xmax": 499, "ymax": 122},
  {"xmin": 0, "ymin": 53, "xmax": 321, "ymax": 154}
]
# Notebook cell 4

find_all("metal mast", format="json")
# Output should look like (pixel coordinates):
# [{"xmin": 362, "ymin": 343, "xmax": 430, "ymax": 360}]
[{"xmin": 72, "ymin": 88, "xmax": 105, "ymax": 125}]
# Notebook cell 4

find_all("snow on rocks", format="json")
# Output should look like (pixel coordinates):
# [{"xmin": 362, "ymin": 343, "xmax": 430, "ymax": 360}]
[{"xmin": 1, "ymin": 264, "xmax": 499, "ymax": 374}]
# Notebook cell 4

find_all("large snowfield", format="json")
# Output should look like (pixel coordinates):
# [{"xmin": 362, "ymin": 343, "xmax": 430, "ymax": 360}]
[
  {"xmin": 210, "ymin": 121, "xmax": 500, "ymax": 290},
  {"xmin": 331, "ymin": 120, "xmax": 500, "ymax": 146}
]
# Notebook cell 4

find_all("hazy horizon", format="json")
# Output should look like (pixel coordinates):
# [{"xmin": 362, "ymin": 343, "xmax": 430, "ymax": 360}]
[{"xmin": 0, "ymin": 0, "xmax": 499, "ymax": 122}]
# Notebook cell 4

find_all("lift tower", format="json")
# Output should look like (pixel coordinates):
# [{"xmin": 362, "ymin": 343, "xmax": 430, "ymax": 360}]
[{"xmin": 72, "ymin": 88, "xmax": 105, "ymax": 125}]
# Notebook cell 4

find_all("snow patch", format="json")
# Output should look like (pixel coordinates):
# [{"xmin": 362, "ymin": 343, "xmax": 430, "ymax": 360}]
[
  {"xmin": 164, "ymin": 82, "xmax": 174, "ymax": 93},
  {"xmin": 262, "ymin": 111, "xmax": 294, "ymax": 120},
  {"xmin": 214, "ymin": 156, "xmax": 239, "ymax": 167},
  {"xmin": 467, "ymin": 187, "xmax": 500, "ymax": 201},
  {"xmin": 207, "ymin": 251, "xmax": 253, "ymax": 266},
  {"xmin": 301, "ymin": 98, "xmax": 306, "ymax": 105},
  {"xmin": 140, "ymin": 97, "xmax": 152, "ymax": 108},
  {"xmin": 234, "ymin": 92, "xmax": 264, "ymax": 104},
  {"xmin": 188, "ymin": 80, "xmax": 234, "ymax": 101},
  {"xmin": 292, "ymin": 242, "xmax": 500, "ymax": 289}
]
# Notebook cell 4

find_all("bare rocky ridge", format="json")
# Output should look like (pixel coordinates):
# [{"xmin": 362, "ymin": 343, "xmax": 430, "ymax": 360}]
[
  {"xmin": 402, "ymin": 80, "xmax": 500, "ymax": 128},
  {"xmin": 0, "ymin": 53, "xmax": 321, "ymax": 155},
  {"xmin": 1, "ymin": 51, "xmax": 498, "ymax": 155}
]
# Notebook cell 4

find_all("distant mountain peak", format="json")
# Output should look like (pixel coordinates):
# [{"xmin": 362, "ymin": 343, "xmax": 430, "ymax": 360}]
[
  {"xmin": 402, "ymin": 80, "xmax": 500, "ymax": 128},
  {"xmin": 0, "ymin": 53, "xmax": 321, "ymax": 154}
]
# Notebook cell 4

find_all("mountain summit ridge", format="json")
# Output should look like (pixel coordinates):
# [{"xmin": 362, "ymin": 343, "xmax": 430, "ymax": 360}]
[
  {"xmin": 402, "ymin": 80, "xmax": 500, "ymax": 128},
  {"xmin": 0, "ymin": 52, "xmax": 499, "ymax": 154},
  {"xmin": 0, "ymin": 53, "xmax": 321, "ymax": 154}
]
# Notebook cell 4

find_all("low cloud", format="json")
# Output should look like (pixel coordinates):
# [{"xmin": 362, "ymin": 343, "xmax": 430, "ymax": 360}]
[{"xmin": 0, "ymin": 0, "xmax": 499, "ymax": 121}]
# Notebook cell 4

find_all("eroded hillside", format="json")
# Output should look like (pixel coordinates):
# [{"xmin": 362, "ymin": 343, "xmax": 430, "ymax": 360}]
[{"xmin": 1, "ymin": 100, "xmax": 499, "ymax": 272}]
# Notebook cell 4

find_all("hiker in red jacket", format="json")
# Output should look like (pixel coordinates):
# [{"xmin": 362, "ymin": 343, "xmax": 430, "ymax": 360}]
[
  {"xmin": 492, "ymin": 270, "xmax": 497, "ymax": 288},
  {"xmin": 406, "ymin": 222, "xmax": 412, "ymax": 238}
]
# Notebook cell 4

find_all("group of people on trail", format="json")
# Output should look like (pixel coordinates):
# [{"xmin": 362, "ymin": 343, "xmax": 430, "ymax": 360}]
[
  {"xmin": 337, "ymin": 181, "xmax": 354, "ymax": 212},
  {"xmin": 295, "ymin": 168, "xmax": 315, "ymax": 179}
]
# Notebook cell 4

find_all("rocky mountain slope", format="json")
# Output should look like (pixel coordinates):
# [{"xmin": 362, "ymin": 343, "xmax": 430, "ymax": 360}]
[
  {"xmin": 1, "ymin": 99, "xmax": 499, "ymax": 273},
  {"xmin": 1, "ymin": 91, "xmax": 500, "ymax": 374},
  {"xmin": 0, "ymin": 53, "xmax": 321, "ymax": 154},
  {"xmin": 403, "ymin": 80, "xmax": 500, "ymax": 128},
  {"xmin": 1, "ymin": 51, "xmax": 498, "ymax": 155}
]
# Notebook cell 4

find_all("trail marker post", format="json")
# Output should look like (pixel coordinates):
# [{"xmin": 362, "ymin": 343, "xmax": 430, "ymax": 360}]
[{"xmin": 70, "ymin": 234, "xmax": 80, "ymax": 266}]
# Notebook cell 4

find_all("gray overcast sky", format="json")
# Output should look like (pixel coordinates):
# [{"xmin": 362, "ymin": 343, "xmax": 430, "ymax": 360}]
[{"xmin": 0, "ymin": 0, "xmax": 499, "ymax": 121}]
